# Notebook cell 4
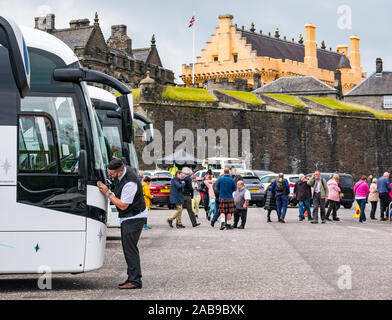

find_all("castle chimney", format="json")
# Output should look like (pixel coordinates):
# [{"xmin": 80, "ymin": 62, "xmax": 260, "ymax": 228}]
[
  {"xmin": 336, "ymin": 44, "xmax": 349, "ymax": 57},
  {"xmin": 34, "ymin": 13, "xmax": 55, "ymax": 32},
  {"xmin": 107, "ymin": 24, "xmax": 132, "ymax": 55},
  {"xmin": 304, "ymin": 24, "xmax": 317, "ymax": 68},
  {"xmin": 376, "ymin": 58, "xmax": 383, "ymax": 74},
  {"xmin": 218, "ymin": 14, "xmax": 234, "ymax": 62},
  {"xmin": 349, "ymin": 36, "xmax": 361, "ymax": 73},
  {"xmin": 69, "ymin": 18, "xmax": 90, "ymax": 28},
  {"xmin": 334, "ymin": 69, "xmax": 343, "ymax": 99}
]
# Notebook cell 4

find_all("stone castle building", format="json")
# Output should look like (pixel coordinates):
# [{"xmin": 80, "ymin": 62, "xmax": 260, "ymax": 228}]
[
  {"xmin": 182, "ymin": 14, "xmax": 366, "ymax": 94},
  {"xmin": 34, "ymin": 13, "xmax": 175, "ymax": 88}
]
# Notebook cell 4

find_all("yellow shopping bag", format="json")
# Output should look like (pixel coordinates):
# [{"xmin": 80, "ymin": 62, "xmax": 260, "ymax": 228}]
[{"xmin": 353, "ymin": 205, "xmax": 361, "ymax": 219}]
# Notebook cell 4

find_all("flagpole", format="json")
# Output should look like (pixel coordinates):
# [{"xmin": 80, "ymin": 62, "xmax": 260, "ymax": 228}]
[{"xmin": 192, "ymin": 12, "xmax": 195, "ymax": 85}]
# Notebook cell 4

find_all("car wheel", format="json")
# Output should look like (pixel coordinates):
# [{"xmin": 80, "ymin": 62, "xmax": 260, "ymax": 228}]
[{"xmin": 256, "ymin": 202, "xmax": 264, "ymax": 208}]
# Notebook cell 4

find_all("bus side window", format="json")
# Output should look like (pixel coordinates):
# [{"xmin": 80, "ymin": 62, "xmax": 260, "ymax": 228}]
[{"xmin": 18, "ymin": 116, "xmax": 57, "ymax": 173}]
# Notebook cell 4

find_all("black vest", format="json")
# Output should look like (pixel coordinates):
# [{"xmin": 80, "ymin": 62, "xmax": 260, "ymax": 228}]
[{"xmin": 113, "ymin": 166, "xmax": 146, "ymax": 218}]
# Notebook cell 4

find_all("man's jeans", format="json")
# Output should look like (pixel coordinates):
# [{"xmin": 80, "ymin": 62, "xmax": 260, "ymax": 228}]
[
  {"xmin": 299, "ymin": 199, "xmax": 312, "ymax": 219},
  {"xmin": 313, "ymin": 193, "xmax": 326, "ymax": 222},
  {"xmin": 276, "ymin": 195, "xmax": 289, "ymax": 219},
  {"xmin": 357, "ymin": 198, "xmax": 367, "ymax": 223}
]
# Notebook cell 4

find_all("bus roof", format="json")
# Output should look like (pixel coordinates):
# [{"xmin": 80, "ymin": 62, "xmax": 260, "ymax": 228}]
[
  {"xmin": 20, "ymin": 26, "xmax": 78, "ymax": 66},
  {"xmin": 88, "ymin": 85, "xmax": 117, "ymax": 104}
]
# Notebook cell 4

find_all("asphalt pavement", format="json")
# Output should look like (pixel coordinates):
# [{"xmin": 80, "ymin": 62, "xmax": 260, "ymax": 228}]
[{"xmin": 1, "ymin": 204, "xmax": 392, "ymax": 300}]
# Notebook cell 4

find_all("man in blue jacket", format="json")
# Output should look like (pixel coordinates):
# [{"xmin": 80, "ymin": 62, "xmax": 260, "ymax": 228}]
[
  {"xmin": 167, "ymin": 171, "xmax": 186, "ymax": 228},
  {"xmin": 216, "ymin": 169, "xmax": 237, "ymax": 230},
  {"xmin": 378, "ymin": 172, "xmax": 391, "ymax": 221},
  {"xmin": 271, "ymin": 173, "xmax": 290, "ymax": 223}
]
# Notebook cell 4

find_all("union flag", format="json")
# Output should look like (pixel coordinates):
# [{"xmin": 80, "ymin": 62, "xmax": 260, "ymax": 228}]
[{"xmin": 189, "ymin": 16, "xmax": 195, "ymax": 28}]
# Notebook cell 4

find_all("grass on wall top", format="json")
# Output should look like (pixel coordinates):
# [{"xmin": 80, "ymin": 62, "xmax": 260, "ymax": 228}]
[
  {"xmin": 265, "ymin": 94, "xmax": 306, "ymax": 108},
  {"xmin": 221, "ymin": 90, "xmax": 263, "ymax": 105},
  {"xmin": 306, "ymin": 97, "xmax": 392, "ymax": 120},
  {"xmin": 162, "ymin": 86, "xmax": 216, "ymax": 102}
]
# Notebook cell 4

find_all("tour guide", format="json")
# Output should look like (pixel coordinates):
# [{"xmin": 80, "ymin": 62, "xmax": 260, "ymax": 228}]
[{"xmin": 98, "ymin": 159, "xmax": 147, "ymax": 290}]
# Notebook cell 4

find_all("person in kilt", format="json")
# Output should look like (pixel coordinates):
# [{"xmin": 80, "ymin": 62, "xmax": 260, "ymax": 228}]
[{"xmin": 215, "ymin": 168, "xmax": 237, "ymax": 230}]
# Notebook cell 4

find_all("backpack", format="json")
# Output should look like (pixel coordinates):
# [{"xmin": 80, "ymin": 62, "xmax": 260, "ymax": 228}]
[{"xmin": 276, "ymin": 179, "xmax": 287, "ymax": 193}]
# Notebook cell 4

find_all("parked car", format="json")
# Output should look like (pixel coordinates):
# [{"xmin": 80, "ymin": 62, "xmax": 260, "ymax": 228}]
[
  {"xmin": 259, "ymin": 174, "xmax": 280, "ymax": 197},
  {"xmin": 144, "ymin": 170, "xmax": 172, "ymax": 178},
  {"xmin": 236, "ymin": 169, "xmax": 255, "ymax": 176},
  {"xmin": 149, "ymin": 177, "xmax": 174, "ymax": 209},
  {"xmin": 306, "ymin": 173, "xmax": 355, "ymax": 209},
  {"xmin": 194, "ymin": 169, "xmax": 222, "ymax": 180},
  {"xmin": 242, "ymin": 175, "xmax": 265, "ymax": 207},
  {"xmin": 253, "ymin": 170, "xmax": 275, "ymax": 179}
]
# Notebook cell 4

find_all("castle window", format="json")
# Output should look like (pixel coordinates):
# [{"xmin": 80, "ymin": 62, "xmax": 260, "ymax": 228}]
[
  {"xmin": 383, "ymin": 96, "xmax": 392, "ymax": 109},
  {"xmin": 233, "ymin": 54, "xmax": 238, "ymax": 63},
  {"xmin": 213, "ymin": 56, "xmax": 218, "ymax": 62}
]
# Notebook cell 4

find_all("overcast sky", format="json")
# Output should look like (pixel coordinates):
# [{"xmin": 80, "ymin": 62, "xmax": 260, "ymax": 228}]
[{"xmin": 1, "ymin": 0, "xmax": 391, "ymax": 83}]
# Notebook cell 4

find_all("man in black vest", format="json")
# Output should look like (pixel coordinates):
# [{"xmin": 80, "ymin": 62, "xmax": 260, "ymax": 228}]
[{"xmin": 98, "ymin": 159, "xmax": 147, "ymax": 290}]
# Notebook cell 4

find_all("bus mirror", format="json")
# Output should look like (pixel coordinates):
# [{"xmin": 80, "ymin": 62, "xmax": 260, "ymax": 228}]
[
  {"xmin": 0, "ymin": 16, "xmax": 30, "ymax": 97},
  {"xmin": 53, "ymin": 68, "xmax": 131, "ymax": 95},
  {"xmin": 106, "ymin": 111, "xmax": 122, "ymax": 119},
  {"xmin": 116, "ymin": 95, "xmax": 133, "ymax": 144}
]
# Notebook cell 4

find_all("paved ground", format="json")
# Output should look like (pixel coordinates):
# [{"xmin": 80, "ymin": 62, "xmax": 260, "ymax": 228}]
[{"xmin": 1, "ymin": 205, "xmax": 392, "ymax": 300}]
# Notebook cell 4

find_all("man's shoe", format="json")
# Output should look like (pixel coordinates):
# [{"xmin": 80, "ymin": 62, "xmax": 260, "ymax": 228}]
[
  {"xmin": 381, "ymin": 218, "xmax": 387, "ymax": 221},
  {"xmin": 308, "ymin": 217, "xmax": 314, "ymax": 221},
  {"xmin": 311, "ymin": 221, "xmax": 319, "ymax": 224},
  {"xmin": 176, "ymin": 224, "xmax": 186, "ymax": 229},
  {"xmin": 167, "ymin": 219, "xmax": 173, "ymax": 228},
  {"xmin": 326, "ymin": 217, "xmax": 332, "ymax": 221},
  {"xmin": 226, "ymin": 224, "xmax": 233, "ymax": 230},
  {"xmin": 333, "ymin": 218, "xmax": 340, "ymax": 222},
  {"xmin": 280, "ymin": 219, "xmax": 286, "ymax": 224},
  {"xmin": 220, "ymin": 223, "xmax": 226, "ymax": 230},
  {"xmin": 238, "ymin": 226, "xmax": 245, "ymax": 230},
  {"xmin": 207, "ymin": 216, "xmax": 211, "ymax": 221},
  {"xmin": 211, "ymin": 220, "xmax": 216, "ymax": 227},
  {"xmin": 232, "ymin": 225, "xmax": 238, "ymax": 229},
  {"xmin": 322, "ymin": 220, "xmax": 326, "ymax": 224},
  {"xmin": 118, "ymin": 280, "xmax": 129, "ymax": 287},
  {"xmin": 299, "ymin": 217, "xmax": 305, "ymax": 221},
  {"xmin": 193, "ymin": 223, "xmax": 201, "ymax": 228},
  {"xmin": 371, "ymin": 218, "xmax": 378, "ymax": 220},
  {"xmin": 267, "ymin": 219, "xmax": 272, "ymax": 223},
  {"xmin": 119, "ymin": 282, "xmax": 142, "ymax": 290}
]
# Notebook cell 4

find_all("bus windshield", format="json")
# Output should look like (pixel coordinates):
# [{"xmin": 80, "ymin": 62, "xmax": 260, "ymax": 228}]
[
  {"xmin": 103, "ymin": 126, "xmax": 123, "ymax": 159},
  {"xmin": 81, "ymin": 82, "xmax": 107, "ymax": 172},
  {"xmin": 127, "ymin": 142, "xmax": 139, "ymax": 172}
]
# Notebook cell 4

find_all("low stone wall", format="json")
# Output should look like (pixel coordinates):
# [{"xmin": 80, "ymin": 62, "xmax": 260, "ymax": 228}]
[
  {"xmin": 213, "ymin": 90, "xmax": 265, "ymax": 110},
  {"xmin": 135, "ymin": 101, "xmax": 392, "ymax": 180}
]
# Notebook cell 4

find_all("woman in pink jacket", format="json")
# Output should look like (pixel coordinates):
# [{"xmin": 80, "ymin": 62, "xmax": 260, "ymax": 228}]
[
  {"xmin": 354, "ymin": 176, "xmax": 371, "ymax": 223},
  {"xmin": 326, "ymin": 174, "xmax": 341, "ymax": 221}
]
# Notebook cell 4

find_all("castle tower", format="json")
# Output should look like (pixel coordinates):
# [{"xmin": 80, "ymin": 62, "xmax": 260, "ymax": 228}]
[
  {"xmin": 304, "ymin": 24, "xmax": 318, "ymax": 69},
  {"xmin": 217, "ymin": 14, "xmax": 233, "ymax": 62},
  {"xmin": 349, "ymin": 36, "xmax": 361, "ymax": 74},
  {"xmin": 107, "ymin": 24, "xmax": 132, "ymax": 56}
]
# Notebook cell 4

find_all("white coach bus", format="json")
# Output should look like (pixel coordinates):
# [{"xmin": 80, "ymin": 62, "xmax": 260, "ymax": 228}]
[
  {"xmin": 88, "ymin": 85, "xmax": 154, "ymax": 227},
  {"xmin": 0, "ymin": 17, "xmax": 132, "ymax": 274}
]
